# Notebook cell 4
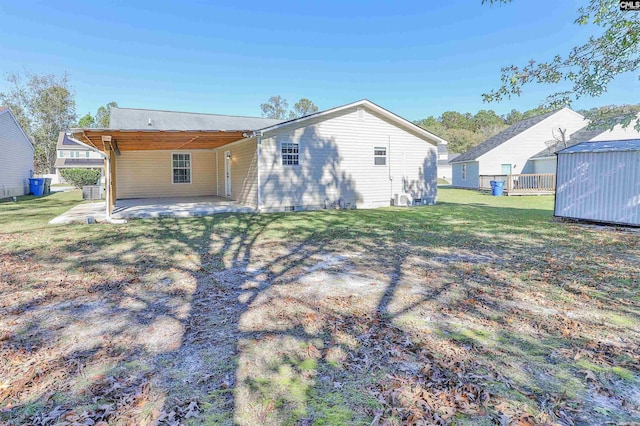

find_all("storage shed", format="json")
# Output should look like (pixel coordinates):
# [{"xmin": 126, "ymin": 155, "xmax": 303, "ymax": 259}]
[{"xmin": 555, "ymin": 139, "xmax": 640, "ymax": 226}]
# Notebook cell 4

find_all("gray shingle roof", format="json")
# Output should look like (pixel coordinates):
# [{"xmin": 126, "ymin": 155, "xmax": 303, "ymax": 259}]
[
  {"xmin": 558, "ymin": 139, "xmax": 640, "ymax": 154},
  {"xmin": 54, "ymin": 158, "xmax": 104, "ymax": 168},
  {"xmin": 109, "ymin": 107, "xmax": 283, "ymax": 131},
  {"xmin": 57, "ymin": 132, "xmax": 85, "ymax": 148},
  {"xmin": 450, "ymin": 110, "xmax": 558, "ymax": 163}
]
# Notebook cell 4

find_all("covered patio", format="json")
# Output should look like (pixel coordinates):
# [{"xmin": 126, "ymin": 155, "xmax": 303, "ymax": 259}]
[{"xmin": 111, "ymin": 195, "xmax": 255, "ymax": 219}]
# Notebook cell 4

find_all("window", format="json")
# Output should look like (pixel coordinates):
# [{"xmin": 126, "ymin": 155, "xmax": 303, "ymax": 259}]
[
  {"xmin": 281, "ymin": 142, "xmax": 299, "ymax": 166},
  {"xmin": 374, "ymin": 147, "xmax": 387, "ymax": 165},
  {"xmin": 85, "ymin": 151, "xmax": 90, "ymax": 158},
  {"xmin": 462, "ymin": 164, "xmax": 467, "ymax": 180},
  {"xmin": 59, "ymin": 150, "xmax": 64, "ymax": 158},
  {"xmin": 172, "ymin": 153, "xmax": 191, "ymax": 184}
]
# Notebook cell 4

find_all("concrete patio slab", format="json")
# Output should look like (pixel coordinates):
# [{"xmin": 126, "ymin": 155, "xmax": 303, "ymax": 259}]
[
  {"xmin": 111, "ymin": 195, "xmax": 256, "ymax": 220},
  {"xmin": 49, "ymin": 202, "xmax": 106, "ymax": 225}
]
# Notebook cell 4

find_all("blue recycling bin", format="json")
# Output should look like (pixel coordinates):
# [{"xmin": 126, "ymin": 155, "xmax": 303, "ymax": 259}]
[
  {"xmin": 490, "ymin": 180, "xmax": 505, "ymax": 196},
  {"xmin": 29, "ymin": 178, "xmax": 45, "ymax": 197}
]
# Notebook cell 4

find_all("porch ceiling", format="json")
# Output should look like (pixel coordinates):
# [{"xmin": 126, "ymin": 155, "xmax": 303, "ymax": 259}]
[{"xmin": 71, "ymin": 129, "xmax": 249, "ymax": 151}]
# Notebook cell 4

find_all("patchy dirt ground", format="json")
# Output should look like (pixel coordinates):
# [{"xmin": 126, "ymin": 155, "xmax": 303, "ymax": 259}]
[{"xmin": 1, "ymin": 190, "xmax": 639, "ymax": 425}]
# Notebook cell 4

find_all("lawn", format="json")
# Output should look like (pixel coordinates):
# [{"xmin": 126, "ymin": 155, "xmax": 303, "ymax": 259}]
[{"xmin": 1, "ymin": 188, "xmax": 639, "ymax": 425}]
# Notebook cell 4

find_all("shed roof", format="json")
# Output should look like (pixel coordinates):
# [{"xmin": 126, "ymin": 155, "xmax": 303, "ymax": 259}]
[
  {"xmin": 110, "ymin": 107, "xmax": 283, "ymax": 131},
  {"xmin": 557, "ymin": 139, "xmax": 640, "ymax": 154},
  {"xmin": 450, "ymin": 110, "xmax": 560, "ymax": 163}
]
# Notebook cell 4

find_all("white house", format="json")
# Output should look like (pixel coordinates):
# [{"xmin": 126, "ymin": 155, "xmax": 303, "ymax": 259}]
[
  {"xmin": 70, "ymin": 100, "xmax": 446, "ymax": 217},
  {"xmin": 54, "ymin": 132, "xmax": 104, "ymax": 183},
  {"xmin": 436, "ymin": 141, "xmax": 459, "ymax": 184},
  {"xmin": 529, "ymin": 118, "xmax": 640, "ymax": 173},
  {"xmin": 0, "ymin": 107, "xmax": 34, "ymax": 198},
  {"xmin": 450, "ymin": 108, "xmax": 587, "ymax": 190}
]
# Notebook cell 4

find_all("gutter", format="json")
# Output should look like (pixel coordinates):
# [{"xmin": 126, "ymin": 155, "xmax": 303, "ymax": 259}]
[{"xmin": 252, "ymin": 130, "xmax": 263, "ymax": 212}]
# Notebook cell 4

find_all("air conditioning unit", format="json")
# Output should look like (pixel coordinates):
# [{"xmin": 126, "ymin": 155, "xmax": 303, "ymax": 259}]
[
  {"xmin": 393, "ymin": 193, "xmax": 412, "ymax": 207},
  {"xmin": 82, "ymin": 185, "xmax": 102, "ymax": 200}
]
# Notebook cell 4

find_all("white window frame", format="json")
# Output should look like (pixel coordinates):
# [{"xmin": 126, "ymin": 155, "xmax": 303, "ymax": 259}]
[
  {"xmin": 85, "ymin": 151, "xmax": 90, "ymax": 158},
  {"xmin": 59, "ymin": 150, "xmax": 64, "ymax": 158},
  {"xmin": 172, "ymin": 152, "xmax": 192, "ymax": 184},
  {"xmin": 281, "ymin": 142, "xmax": 299, "ymax": 166},
  {"xmin": 374, "ymin": 147, "xmax": 387, "ymax": 166},
  {"xmin": 462, "ymin": 164, "xmax": 467, "ymax": 180}
]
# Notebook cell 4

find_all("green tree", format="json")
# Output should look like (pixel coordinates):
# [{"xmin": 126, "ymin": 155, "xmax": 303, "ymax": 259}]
[
  {"xmin": 95, "ymin": 101, "xmax": 118, "ymax": 127},
  {"xmin": 289, "ymin": 98, "xmax": 318, "ymax": 119},
  {"xmin": 261, "ymin": 95, "xmax": 289, "ymax": 119},
  {"xmin": 443, "ymin": 128, "xmax": 484, "ymax": 154},
  {"xmin": 441, "ymin": 111, "xmax": 474, "ymax": 131},
  {"xmin": 483, "ymin": 0, "xmax": 640, "ymax": 129},
  {"xmin": 503, "ymin": 109, "xmax": 523, "ymax": 125},
  {"xmin": 0, "ymin": 71, "xmax": 76, "ymax": 173},
  {"xmin": 77, "ymin": 113, "xmax": 95, "ymax": 128}
]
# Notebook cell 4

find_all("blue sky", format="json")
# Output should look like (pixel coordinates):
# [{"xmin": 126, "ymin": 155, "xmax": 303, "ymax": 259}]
[{"xmin": 0, "ymin": 0, "xmax": 638, "ymax": 121}]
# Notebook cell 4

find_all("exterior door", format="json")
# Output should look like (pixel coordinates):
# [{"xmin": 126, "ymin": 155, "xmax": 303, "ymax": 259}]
[
  {"xmin": 224, "ymin": 151, "xmax": 231, "ymax": 196},
  {"xmin": 501, "ymin": 164, "xmax": 512, "ymax": 175}
]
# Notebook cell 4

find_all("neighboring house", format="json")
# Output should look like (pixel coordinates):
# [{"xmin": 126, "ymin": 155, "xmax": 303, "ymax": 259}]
[
  {"xmin": 450, "ymin": 108, "xmax": 587, "ymax": 191},
  {"xmin": 54, "ymin": 132, "xmax": 104, "ymax": 183},
  {"xmin": 555, "ymin": 140, "xmax": 640, "ymax": 226},
  {"xmin": 529, "ymin": 118, "xmax": 640, "ymax": 173},
  {"xmin": 70, "ymin": 99, "xmax": 445, "ymax": 216},
  {"xmin": 436, "ymin": 141, "xmax": 459, "ymax": 183},
  {"xmin": 0, "ymin": 107, "xmax": 34, "ymax": 198}
]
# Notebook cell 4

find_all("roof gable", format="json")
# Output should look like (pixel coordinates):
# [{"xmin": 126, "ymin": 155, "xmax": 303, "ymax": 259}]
[
  {"xmin": 0, "ymin": 107, "xmax": 34, "ymax": 152},
  {"xmin": 450, "ymin": 109, "xmax": 576, "ymax": 163},
  {"xmin": 109, "ymin": 107, "xmax": 282, "ymax": 131},
  {"xmin": 257, "ymin": 99, "xmax": 447, "ymax": 145}
]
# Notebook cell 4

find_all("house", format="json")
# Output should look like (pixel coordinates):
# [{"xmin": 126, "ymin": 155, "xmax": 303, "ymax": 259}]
[
  {"xmin": 69, "ymin": 100, "xmax": 445, "ymax": 219},
  {"xmin": 450, "ymin": 108, "xmax": 587, "ymax": 191},
  {"xmin": 528, "ymin": 118, "xmax": 640, "ymax": 174},
  {"xmin": 54, "ymin": 132, "xmax": 104, "ymax": 183},
  {"xmin": 555, "ymin": 140, "xmax": 640, "ymax": 226},
  {"xmin": 0, "ymin": 107, "xmax": 34, "ymax": 198},
  {"xmin": 436, "ymin": 141, "xmax": 459, "ymax": 183}
]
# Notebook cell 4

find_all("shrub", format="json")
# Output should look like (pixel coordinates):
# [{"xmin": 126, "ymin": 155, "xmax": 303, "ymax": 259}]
[{"xmin": 60, "ymin": 168, "xmax": 101, "ymax": 188}]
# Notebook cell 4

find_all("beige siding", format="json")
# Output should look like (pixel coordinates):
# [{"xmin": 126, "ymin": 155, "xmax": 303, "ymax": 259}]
[
  {"xmin": 0, "ymin": 111, "xmax": 34, "ymax": 198},
  {"xmin": 116, "ymin": 150, "xmax": 216, "ymax": 199},
  {"xmin": 259, "ymin": 107, "xmax": 437, "ymax": 210},
  {"xmin": 215, "ymin": 139, "xmax": 258, "ymax": 207},
  {"xmin": 477, "ymin": 108, "xmax": 587, "ymax": 176}
]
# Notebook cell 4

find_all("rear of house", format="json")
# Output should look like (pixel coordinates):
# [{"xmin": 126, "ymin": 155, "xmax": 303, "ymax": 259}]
[
  {"xmin": 0, "ymin": 107, "xmax": 34, "ymax": 198},
  {"xmin": 71, "ymin": 100, "xmax": 444, "ymax": 217}
]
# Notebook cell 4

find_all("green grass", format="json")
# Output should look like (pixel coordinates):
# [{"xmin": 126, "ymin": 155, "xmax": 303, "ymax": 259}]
[{"xmin": 1, "ymin": 188, "xmax": 638, "ymax": 425}]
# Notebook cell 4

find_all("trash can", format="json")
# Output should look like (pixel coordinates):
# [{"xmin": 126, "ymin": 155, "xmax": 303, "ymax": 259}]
[
  {"xmin": 490, "ymin": 180, "xmax": 505, "ymax": 196},
  {"xmin": 29, "ymin": 178, "xmax": 46, "ymax": 197},
  {"xmin": 43, "ymin": 178, "xmax": 52, "ymax": 195}
]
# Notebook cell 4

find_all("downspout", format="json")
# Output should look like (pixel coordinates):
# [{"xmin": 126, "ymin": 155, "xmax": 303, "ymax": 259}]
[
  {"xmin": 254, "ymin": 131, "xmax": 263, "ymax": 212},
  {"xmin": 215, "ymin": 150, "xmax": 219, "ymax": 196},
  {"xmin": 388, "ymin": 136, "xmax": 393, "ymax": 204}
]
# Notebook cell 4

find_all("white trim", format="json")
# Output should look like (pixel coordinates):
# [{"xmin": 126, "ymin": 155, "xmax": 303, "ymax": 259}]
[
  {"xmin": 280, "ymin": 141, "xmax": 300, "ymax": 167},
  {"xmin": 374, "ymin": 146, "xmax": 387, "ymax": 166},
  {"xmin": 171, "ymin": 151, "xmax": 192, "ymax": 184},
  {"xmin": 257, "ymin": 99, "xmax": 447, "ymax": 146}
]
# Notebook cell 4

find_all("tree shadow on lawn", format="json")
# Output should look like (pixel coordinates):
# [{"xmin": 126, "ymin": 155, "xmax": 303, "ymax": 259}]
[{"xmin": 1, "ymin": 204, "xmax": 639, "ymax": 424}]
